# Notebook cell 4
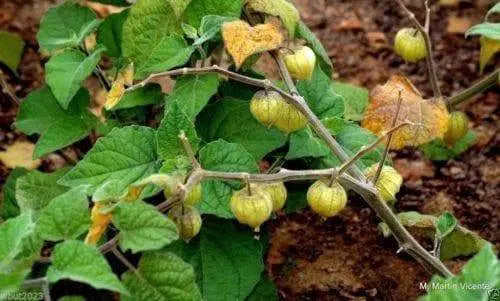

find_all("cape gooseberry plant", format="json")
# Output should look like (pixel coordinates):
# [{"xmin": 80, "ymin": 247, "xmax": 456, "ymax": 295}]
[{"xmin": 1, "ymin": 0, "xmax": 499, "ymax": 300}]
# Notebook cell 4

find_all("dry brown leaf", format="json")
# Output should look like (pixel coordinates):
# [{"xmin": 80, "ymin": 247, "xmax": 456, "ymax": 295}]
[
  {"xmin": 446, "ymin": 16, "xmax": 472, "ymax": 34},
  {"xmin": 0, "ymin": 141, "xmax": 41, "ymax": 169},
  {"xmin": 222, "ymin": 20, "xmax": 283, "ymax": 69},
  {"xmin": 361, "ymin": 75, "xmax": 449, "ymax": 149}
]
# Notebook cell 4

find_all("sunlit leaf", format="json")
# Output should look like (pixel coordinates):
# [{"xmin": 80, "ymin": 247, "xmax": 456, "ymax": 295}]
[
  {"xmin": 247, "ymin": 0, "xmax": 300, "ymax": 36},
  {"xmin": 222, "ymin": 21, "xmax": 283, "ymax": 69},
  {"xmin": 362, "ymin": 75, "xmax": 449, "ymax": 149}
]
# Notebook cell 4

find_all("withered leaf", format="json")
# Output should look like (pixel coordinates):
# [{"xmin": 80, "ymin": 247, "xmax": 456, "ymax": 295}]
[
  {"xmin": 0, "ymin": 141, "xmax": 41, "ymax": 169},
  {"xmin": 362, "ymin": 75, "xmax": 449, "ymax": 149},
  {"xmin": 222, "ymin": 20, "xmax": 283, "ymax": 69}
]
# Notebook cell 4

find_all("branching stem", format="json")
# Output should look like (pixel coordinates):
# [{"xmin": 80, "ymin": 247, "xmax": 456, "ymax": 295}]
[{"xmin": 395, "ymin": 0, "xmax": 441, "ymax": 98}]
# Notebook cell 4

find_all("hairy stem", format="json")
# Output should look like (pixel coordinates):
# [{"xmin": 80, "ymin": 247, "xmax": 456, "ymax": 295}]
[
  {"xmin": 447, "ymin": 68, "xmax": 499, "ymax": 107},
  {"xmin": 395, "ymin": 0, "xmax": 441, "ymax": 98}
]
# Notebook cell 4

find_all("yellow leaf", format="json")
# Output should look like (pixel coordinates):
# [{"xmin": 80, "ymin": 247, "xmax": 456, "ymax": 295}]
[
  {"xmin": 361, "ymin": 75, "xmax": 449, "ymax": 149},
  {"xmin": 117, "ymin": 63, "xmax": 134, "ymax": 86},
  {"xmin": 0, "ymin": 141, "xmax": 41, "ymax": 169},
  {"xmin": 222, "ymin": 20, "xmax": 283, "ymax": 69},
  {"xmin": 85, "ymin": 203, "xmax": 112, "ymax": 245},
  {"xmin": 104, "ymin": 78, "xmax": 125, "ymax": 110},
  {"xmin": 247, "ymin": 0, "xmax": 300, "ymax": 37},
  {"xmin": 479, "ymin": 36, "xmax": 500, "ymax": 73}
]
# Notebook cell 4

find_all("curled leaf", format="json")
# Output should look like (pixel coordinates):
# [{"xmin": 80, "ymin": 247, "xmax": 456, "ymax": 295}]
[
  {"xmin": 84, "ymin": 203, "xmax": 113, "ymax": 245},
  {"xmin": 222, "ymin": 20, "xmax": 283, "ymax": 69},
  {"xmin": 362, "ymin": 75, "xmax": 449, "ymax": 149},
  {"xmin": 104, "ymin": 79, "xmax": 125, "ymax": 110},
  {"xmin": 479, "ymin": 36, "xmax": 500, "ymax": 73}
]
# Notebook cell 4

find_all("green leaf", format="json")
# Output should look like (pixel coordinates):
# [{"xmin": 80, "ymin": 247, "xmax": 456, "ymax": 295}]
[
  {"xmin": 183, "ymin": 0, "xmax": 245, "ymax": 28},
  {"xmin": 436, "ymin": 212, "xmax": 457, "ymax": 240},
  {"xmin": 112, "ymin": 200, "xmax": 179, "ymax": 253},
  {"xmin": 420, "ymin": 131, "xmax": 476, "ymax": 161},
  {"xmin": 157, "ymin": 102, "xmax": 200, "ymax": 162},
  {"xmin": 15, "ymin": 87, "xmax": 96, "ymax": 158},
  {"xmin": 247, "ymin": 0, "xmax": 299, "ymax": 36},
  {"xmin": 47, "ymin": 240, "xmax": 128, "ymax": 294},
  {"xmin": 111, "ymin": 84, "xmax": 163, "ymax": 110},
  {"xmin": 167, "ymin": 217, "xmax": 264, "ymax": 301},
  {"xmin": 0, "ymin": 168, "xmax": 28, "ymax": 220},
  {"xmin": 286, "ymin": 127, "xmax": 329, "ymax": 160},
  {"xmin": 246, "ymin": 274, "xmax": 278, "ymax": 301},
  {"xmin": 465, "ymin": 22, "xmax": 500, "ymax": 40},
  {"xmin": 0, "ymin": 213, "xmax": 35, "ymax": 270},
  {"xmin": 182, "ymin": 23, "xmax": 199, "ymax": 39},
  {"xmin": 284, "ymin": 189, "xmax": 308, "ymax": 214},
  {"xmin": 46, "ymin": 47, "xmax": 103, "ymax": 109},
  {"xmin": 486, "ymin": 3, "xmax": 500, "ymax": 20},
  {"xmin": 378, "ymin": 211, "xmax": 489, "ymax": 261},
  {"xmin": 194, "ymin": 15, "xmax": 237, "ymax": 46},
  {"xmin": 37, "ymin": 2, "xmax": 100, "ymax": 52},
  {"xmin": 419, "ymin": 245, "xmax": 500, "ymax": 301},
  {"xmin": 122, "ymin": 251, "xmax": 201, "ymax": 301},
  {"xmin": 0, "ymin": 31, "xmax": 25, "ymax": 73},
  {"xmin": 0, "ymin": 268, "xmax": 31, "ymax": 296},
  {"xmin": 97, "ymin": 9, "xmax": 129, "ymax": 58},
  {"xmin": 58, "ymin": 296, "xmax": 86, "ymax": 301},
  {"xmin": 296, "ymin": 22, "xmax": 333, "ymax": 77},
  {"xmin": 36, "ymin": 189, "xmax": 90, "ymax": 241},
  {"xmin": 197, "ymin": 98, "xmax": 287, "ymax": 159},
  {"xmin": 297, "ymin": 66, "xmax": 344, "ymax": 119},
  {"xmin": 319, "ymin": 122, "xmax": 383, "ymax": 169},
  {"xmin": 198, "ymin": 140, "xmax": 259, "ymax": 218},
  {"xmin": 16, "ymin": 169, "xmax": 69, "ymax": 215},
  {"xmin": 58, "ymin": 126, "xmax": 160, "ymax": 194},
  {"xmin": 166, "ymin": 74, "xmax": 219, "ymax": 119},
  {"xmin": 331, "ymin": 81, "xmax": 369, "ymax": 121},
  {"xmin": 122, "ymin": 0, "xmax": 193, "ymax": 78}
]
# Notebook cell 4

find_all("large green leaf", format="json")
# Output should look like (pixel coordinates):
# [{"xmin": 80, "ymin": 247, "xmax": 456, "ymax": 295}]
[
  {"xmin": 122, "ymin": 0, "xmax": 193, "ymax": 78},
  {"xmin": 58, "ymin": 126, "xmax": 160, "ymax": 194},
  {"xmin": 0, "ymin": 213, "xmax": 35, "ymax": 270},
  {"xmin": 15, "ymin": 87, "xmax": 97, "ymax": 158},
  {"xmin": 157, "ymin": 102, "xmax": 200, "ymax": 163},
  {"xmin": 0, "ymin": 168, "xmax": 28, "ymax": 220},
  {"xmin": 45, "ymin": 47, "xmax": 103, "ymax": 109},
  {"xmin": 197, "ymin": 98, "xmax": 287, "ymax": 159},
  {"xmin": 37, "ymin": 2, "xmax": 100, "ymax": 52},
  {"xmin": 296, "ymin": 22, "xmax": 333, "ymax": 77},
  {"xmin": 36, "ymin": 189, "xmax": 90, "ymax": 241},
  {"xmin": 420, "ymin": 131, "xmax": 476, "ymax": 161},
  {"xmin": 183, "ymin": 0, "xmax": 245, "ymax": 28},
  {"xmin": 16, "ymin": 168, "xmax": 69, "ymax": 215},
  {"xmin": 246, "ymin": 274, "xmax": 278, "ymax": 301},
  {"xmin": 0, "ymin": 31, "xmax": 25, "ymax": 73},
  {"xmin": 194, "ymin": 15, "xmax": 237, "ymax": 46},
  {"xmin": 122, "ymin": 251, "xmax": 201, "ymax": 301},
  {"xmin": 286, "ymin": 126, "xmax": 329, "ymax": 160},
  {"xmin": 331, "ymin": 81, "xmax": 369, "ymax": 121},
  {"xmin": 198, "ymin": 140, "xmax": 258, "ymax": 218},
  {"xmin": 112, "ymin": 200, "xmax": 179, "ymax": 253},
  {"xmin": 419, "ymin": 245, "xmax": 500, "ymax": 301},
  {"xmin": 97, "ymin": 9, "xmax": 129, "ymax": 58},
  {"xmin": 166, "ymin": 74, "xmax": 219, "ymax": 119},
  {"xmin": 167, "ymin": 217, "xmax": 264, "ymax": 301},
  {"xmin": 47, "ymin": 240, "xmax": 128, "ymax": 294},
  {"xmin": 297, "ymin": 66, "xmax": 344, "ymax": 119}
]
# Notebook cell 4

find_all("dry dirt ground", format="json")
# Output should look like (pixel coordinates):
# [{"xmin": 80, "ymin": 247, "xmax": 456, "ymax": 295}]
[{"xmin": 0, "ymin": 0, "xmax": 498, "ymax": 300}]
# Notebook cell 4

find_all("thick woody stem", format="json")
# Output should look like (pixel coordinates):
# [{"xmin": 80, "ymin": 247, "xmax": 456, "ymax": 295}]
[{"xmin": 395, "ymin": 0, "xmax": 441, "ymax": 98}]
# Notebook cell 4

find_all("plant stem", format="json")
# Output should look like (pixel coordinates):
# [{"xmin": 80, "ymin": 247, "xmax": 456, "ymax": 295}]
[
  {"xmin": 22, "ymin": 277, "xmax": 48, "ymax": 288},
  {"xmin": 0, "ymin": 70, "xmax": 20, "ymax": 105},
  {"xmin": 447, "ymin": 68, "xmax": 499, "ymax": 107},
  {"xmin": 395, "ymin": 0, "xmax": 441, "ymax": 98},
  {"xmin": 111, "ymin": 246, "xmax": 140, "ymax": 276},
  {"xmin": 179, "ymin": 131, "xmax": 200, "ymax": 169},
  {"xmin": 128, "ymin": 64, "xmax": 453, "ymax": 277}
]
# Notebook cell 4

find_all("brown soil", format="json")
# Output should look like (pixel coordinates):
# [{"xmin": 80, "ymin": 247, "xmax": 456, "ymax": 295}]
[{"xmin": 0, "ymin": 0, "xmax": 498, "ymax": 301}]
